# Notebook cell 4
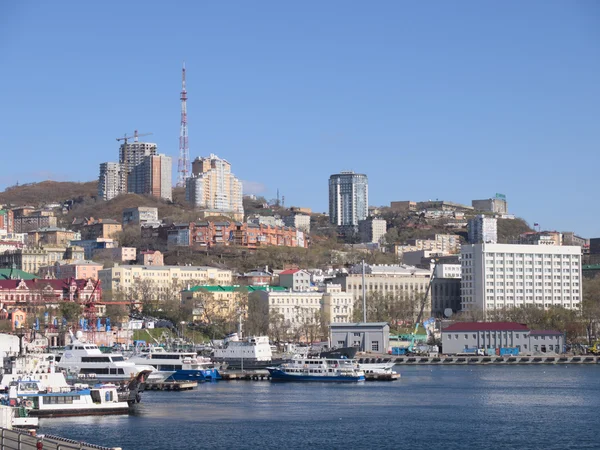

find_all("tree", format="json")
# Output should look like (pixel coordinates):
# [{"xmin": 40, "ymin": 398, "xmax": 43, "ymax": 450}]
[
  {"xmin": 104, "ymin": 303, "xmax": 129, "ymax": 323},
  {"xmin": 246, "ymin": 292, "xmax": 269, "ymax": 336},
  {"xmin": 582, "ymin": 276, "xmax": 600, "ymax": 344},
  {"xmin": 60, "ymin": 302, "xmax": 82, "ymax": 322}
]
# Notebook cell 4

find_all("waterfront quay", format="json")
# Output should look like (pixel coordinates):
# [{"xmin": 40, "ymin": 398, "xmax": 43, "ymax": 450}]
[{"xmin": 392, "ymin": 354, "xmax": 600, "ymax": 365}]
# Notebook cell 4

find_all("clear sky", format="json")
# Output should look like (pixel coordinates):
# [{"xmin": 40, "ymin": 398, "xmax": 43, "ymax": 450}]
[{"xmin": 1, "ymin": 1, "xmax": 599, "ymax": 236}]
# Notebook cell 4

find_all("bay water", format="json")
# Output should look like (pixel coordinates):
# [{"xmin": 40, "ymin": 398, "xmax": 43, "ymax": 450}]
[{"xmin": 38, "ymin": 365, "xmax": 600, "ymax": 450}]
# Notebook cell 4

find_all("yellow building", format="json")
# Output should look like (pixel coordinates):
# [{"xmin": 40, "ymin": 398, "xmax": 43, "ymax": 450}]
[{"xmin": 98, "ymin": 264, "xmax": 233, "ymax": 295}]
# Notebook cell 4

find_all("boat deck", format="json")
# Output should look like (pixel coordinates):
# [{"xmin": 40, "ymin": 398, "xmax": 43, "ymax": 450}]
[{"xmin": 144, "ymin": 381, "xmax": 198, "ymax": 391}]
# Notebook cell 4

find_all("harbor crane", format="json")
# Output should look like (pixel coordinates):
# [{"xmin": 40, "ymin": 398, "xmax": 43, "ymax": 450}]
[{"xmin": 406, "ymin": 259, "xmax": 438, "ymax": 353}]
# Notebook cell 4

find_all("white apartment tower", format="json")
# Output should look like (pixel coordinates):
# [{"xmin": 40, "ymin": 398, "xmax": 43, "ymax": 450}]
[
  {"xmin": 329, "ymin": 171, "xmax": 368, "ymax": 227},
  {"xmin": 185, "ymin": 154, "xmax": 243, "ymax": 220},
  {"xmin": 461, "ymin": 243, "xmax": 582, "ymax": 313},
  {"xmin": 98, "ymin": 162, "xmax": 123, "ymax": 201},
  {"xmin": 468, "ymin": 215, "xmax": 498, "ymax": 244}
]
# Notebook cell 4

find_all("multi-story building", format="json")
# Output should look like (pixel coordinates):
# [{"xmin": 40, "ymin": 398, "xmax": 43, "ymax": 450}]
[
  {"xmin": 162, "ymin": 221, "xmax": 306, "ymax": 249},
  {"xmin": 137, "ymin": 250, "xmax": 164, "ymax": 266},
  {"xmin": 98, "ymin": 265, "xmax": 233, "ymax": 294},
  {"xmin": 12, "ymin": 212, "xmax": 58, "ymax": 234},
  {"xmin": 389, "ymin": 201, "xmax": 417, "ymax": 213},
  {"xmin": 122, "ymin": 207, "xmax": 159, "ymax": 226},
  {"xmin": 517, "ymin": 231, "xmax": 562, "ymax": 246},
  {"xmin": 333, "ymin": 266, "xmax": 432, "ymax": 317},
  {"xmin": 468, "ymin": 215, "xmax": 497, "ymax": 244},
  {"xmin": 472, "ymin": 196, "xmax": 508, "ymax": 214},
  {"xmin": 119, "ymin": 139, "xmax": 158, "ymax": 189},
  {"xmin": 320, "ymin": 284, "xmax": 354, "ymax": 324},
  {"xmin": 69, "ymin": 238, "xmax": 117, "ymax": 260},
  {"xmin": 128, "ymin": 154, "xmax": 172, "ymax": 201},
  {"xmin": 238, "ymin": 270, "xmax": 273, "ymax": 286},
  {"xmin": 93, "ymin": 247, "xmax": 137, "ymax": 262},
  {"xmin": 283, "ymin": 214, "xmax": 311, "ymax": 233},
  {"xmin": 416, "ymin": 201, "xmax": 473, "ymax": 213},
  {"xmin": 0, "ymin": 209, "xmax": 14, "ymax": 234},
  {"xmin": 431, "ymin": 262, "xmax": 461, "ymax": 317},
  {"xmin": 25, "ymin": 228, "xmax": 80, "ymax": 247},
  {"xmin": 278, "ymin": 269, "xmax": 312, "ymax": 291},
  {"xmin": 562, "ymin": 232, "xmax": 589, "ymax": 249},
  {"xmin": 460, "ymin": 243, "xmax": 582, "ymax": 313},
  {"xmin": 396, "ymin": 234, "xmax": 461, "ymax": 257},
  {"xmin": 0, "ymin": 246, "xmax": 84, "ymax": 274},
  {"xmin": 328, "ymin": 171, "xmax": 368, "ymax": 228},
  {"xmin": 185, "ymin": 154, "xmax": 244, "ymax": 221},
  {"xmin": 358, "ymin": 217, "xmax": 387, "ymax": 244},
  {"xmin": 0, "ymin": 278, "xmax": 101, "ymax": 313},
  {"xmin": 98, "ymin": 162, "xmax": 123, "ymax": 201},
  {"xmin": 181, "ymin": 285, "xmax": 287, "ymax": 323},
  {"xmin": 39, "ymin": 260, "xmax": 103, "ymax": 280},
  {"xmin": 248, "ymin": 215, "xmax": 284, "ymax": 228},
  {"xmin": 81, "ymin": 220, "xmax": 122, "ymax": 240}
]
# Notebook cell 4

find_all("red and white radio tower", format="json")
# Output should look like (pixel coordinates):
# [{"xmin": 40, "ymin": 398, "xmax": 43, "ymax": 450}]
[{"xmin": 177, "ymin": 62, "xmax": 190, "ymax": 187}]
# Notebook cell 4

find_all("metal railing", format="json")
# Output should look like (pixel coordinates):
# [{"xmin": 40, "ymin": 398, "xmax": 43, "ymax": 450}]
[{"xmin": 0, "ymin": 428, "xmax": 121, "ymax": 450}]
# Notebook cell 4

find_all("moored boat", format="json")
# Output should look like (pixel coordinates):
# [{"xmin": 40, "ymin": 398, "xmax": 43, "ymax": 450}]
[
  {"xmin": 128, "ymin": 346, "xmax": 221, "ymax": 381},
  {"xmin": 212, "ymin": 335, "xmax": 283, "ymax": 370},
  {"xmin": 267, "ymin": 357, "xmax": 365, "ymax": 382}
]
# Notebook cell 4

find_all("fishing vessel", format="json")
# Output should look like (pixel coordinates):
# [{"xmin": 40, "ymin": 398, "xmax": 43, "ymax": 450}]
[
  {"xmin": 128, "ymin": 346, "xmax": 221, "ymax": 381},
  {"xmin": 212, "ymin": 335, "xmax": 282, "ymax": 370},
  {"xmin": 267, "ymin": 357, "xmax": 365, "ymax": 382},
  {"xmin": 56, "ymin": 331, "xmax": 157, "ymax": 382}
]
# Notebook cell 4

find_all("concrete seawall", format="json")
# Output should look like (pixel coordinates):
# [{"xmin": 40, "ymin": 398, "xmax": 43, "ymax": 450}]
[{"xmin": 392, "ymin": 355, "xmax": 600, "ymax": 365}]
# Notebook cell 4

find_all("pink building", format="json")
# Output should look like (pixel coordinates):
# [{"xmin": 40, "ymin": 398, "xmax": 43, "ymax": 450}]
[{"xmin": 39, "ymin": 260, "xmax": 103, "ymax": 280}]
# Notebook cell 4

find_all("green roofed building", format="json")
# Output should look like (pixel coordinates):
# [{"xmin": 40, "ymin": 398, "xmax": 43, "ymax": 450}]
[{"xmin": 0, "ymin": 268, "xmax": 39, "ymax": 280}]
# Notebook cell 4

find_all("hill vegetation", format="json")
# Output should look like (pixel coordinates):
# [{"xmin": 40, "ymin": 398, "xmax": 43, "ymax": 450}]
[{"xmin": 0, "ymin": 181, "xmax": 97, "ymax": 206}]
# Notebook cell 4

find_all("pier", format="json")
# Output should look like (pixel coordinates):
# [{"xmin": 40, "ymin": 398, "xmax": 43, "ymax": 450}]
[
  {"xmin": 391, "ymin": 355, "xmax": 600, "ymax": 365},
  {"xmin": 144, "ymin": 381, "xmax": 198, "ymax": 391}
]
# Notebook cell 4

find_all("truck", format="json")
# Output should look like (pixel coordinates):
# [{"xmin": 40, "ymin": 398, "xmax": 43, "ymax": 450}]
[{"xmin": 589, "ymin": 341, "xmax": 600, "ymax": 355}]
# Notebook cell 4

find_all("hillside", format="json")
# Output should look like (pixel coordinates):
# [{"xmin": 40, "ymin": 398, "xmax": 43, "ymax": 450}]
[{"xmin": 0, "ymin": 181, "xmax": 97, "ymax": 206}]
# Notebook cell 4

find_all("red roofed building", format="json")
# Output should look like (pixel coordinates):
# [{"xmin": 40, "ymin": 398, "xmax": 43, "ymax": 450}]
[
  {"xmin": 0, "ymin": 278, "xmax": 101, "ymax": 318},
  {"xmin": 442, "ymin": 322, "xmax": 564, "ymax": 355}
]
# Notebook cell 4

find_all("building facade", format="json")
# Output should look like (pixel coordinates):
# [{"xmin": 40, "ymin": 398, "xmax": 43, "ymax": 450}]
[
  {"xmin": 81, "ymin": 220, "xmax": 122, "ymax": 240},
  {"xmin": 98, "ymin": 265, "xmax": 233, "ymax": 294},
  {"xmin": 441, "ymin": 322, "xmax": 564, "ymax": 355},
  {"xmin": 0, "ymin": 246, "xmax": 84, "ymax": 274},
  {"xmin": 330, "ymin": 322, "xmax": 389, "ymax": 353},
  {"xmin": 468, "ymin": 215, "xmax": 498, "ymax": 244},
  {"xmin": 127, "ymin": 154, "xmax": 172, "ymax": 201},
  {"xmin": 13, "ymin": 213, "xmax": 58, "ymax": 234},
  {"xmin": 461, "ymin": 243, "xmax": 582, "ymax": 313},
  {"xmin": 358, "ymin": 217, "xmax": 387, "ymax": 244},
  {"xmin": 98, "ymin": 162, "xmax": 123, "ymax": 201},
  {"xmin": 328, "ymin": 171, "xmax": 368, "ymax": 228},
  {"xmin": 321, "ymin": 284, "xmax": 354, "ymax": 324},
  {"xmin": 517, "ymin": 231, "xmax": 562, "ymax": 246},
  {"xmin": 472, "ymin": 197, "xmax": 508, "ymax": 214},
  {"xmin": 39, "ymin": 260, "xmax": 103, "ymax": 280},
  {"xmin": 122, "ymin": 207, "xmax": 159, "ymax": 227},
  {"xmin": 25, "ymin": 228, "xmax": 79, "ymax": 247},
  {"xmin": 283, "ymin": 214, "xmax": 311, "ymax": 233},
  {"xmin": 0, "ymin": 209, "xmax": 14, "ymax": 234},
  {"xmin": 185, "ymin": 154, "xmax": 244, "ymax": 220},
  {"xmin": 137, "ymin": 250, "xmax": 164, "ymax": 266},
  {"xmin": 278, "ymin": 269, "xmax": 312, "ymax": 291}
]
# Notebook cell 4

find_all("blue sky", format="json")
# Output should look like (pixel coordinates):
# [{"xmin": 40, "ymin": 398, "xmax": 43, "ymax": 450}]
[{"xmin": 1, "ymin": 1, "xmax": 598, "ymax": 236}]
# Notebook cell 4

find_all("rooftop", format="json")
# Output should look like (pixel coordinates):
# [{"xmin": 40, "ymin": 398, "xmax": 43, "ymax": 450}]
[
  {"xmin": 0, "ymin": 269, "xmax": 39, "ymax": 280},
  {"xmin": 443, "ymin": 322, "xmax": 529, "ymax": 332},
  {"xmin": 184, "ymin": 285, "xmax": 287, "ymax": 293}
]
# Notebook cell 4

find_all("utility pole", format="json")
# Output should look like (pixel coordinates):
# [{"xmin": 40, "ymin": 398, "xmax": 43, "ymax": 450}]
[{"xmin": 362, "ymin": 259, "xmax": 367, "ymax": 323}]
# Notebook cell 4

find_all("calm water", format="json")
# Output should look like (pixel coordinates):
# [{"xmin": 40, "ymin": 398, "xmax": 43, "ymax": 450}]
[{"xmin": 38, "ymin": 366, "xmax": 600, "ymax": 450}]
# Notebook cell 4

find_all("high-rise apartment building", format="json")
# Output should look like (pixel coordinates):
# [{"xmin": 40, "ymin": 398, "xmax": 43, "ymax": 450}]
[
  {"xmin": 119, "ymin": 140, "xmax": 157, "ymax": 185},
  {"xmin": 128, "ymin": 154, "xmax": 172, "ymax": 201},
  {"xmin": 185, "ymin": 154, "xmax": 243, "ymax": 220},
  {"xmin": 461, "ymin": 244, "xmax": 582, "ymax": 313},
  {"xmin": 98, "ymin": 162, "xmax": 123, "ymax": 201},
  {"xmin": 328, "ymin": 171, "xmax": 368, "ymax": 227},
  {"xmin": 468, "ymin": 215, "xmax": 498, "ymax": 244}
]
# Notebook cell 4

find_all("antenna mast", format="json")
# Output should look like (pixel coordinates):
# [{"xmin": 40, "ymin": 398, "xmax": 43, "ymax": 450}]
[{"xmin": 177, "ymin": 62, "xmax": 190, "ymax": 187}]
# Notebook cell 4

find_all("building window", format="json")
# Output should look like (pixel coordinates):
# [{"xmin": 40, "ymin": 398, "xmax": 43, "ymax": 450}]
[{"xmin": 371, "ymin": 341, "xmax": 379, "ymax": 352}]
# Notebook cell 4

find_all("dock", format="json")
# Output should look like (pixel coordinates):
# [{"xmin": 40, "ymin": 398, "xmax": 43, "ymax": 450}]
[
  {"xmin": 144, "ymin": 380, "xmax": 198, "ymax": 391},
  {"xmin": 391, "ymin": 355, "xmax": 600, "ymax": 365},
  {"xmin": 220, "ymin": 370, "xmax": 271, "ymax": 381}
]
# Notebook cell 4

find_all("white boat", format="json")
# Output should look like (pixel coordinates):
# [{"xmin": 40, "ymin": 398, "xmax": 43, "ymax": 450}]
[
  {"xmin": 56, "ymin": 331, "xmax": 157, "ymax": 382},
  {"xmin": 359, "ymin": 361, "xmax": 397, "ymax": 374},
  {"xmin": 0, "ymin": 404, "xmax": 39, "ymax": 429},
  {"xmin": 2, "ymin": 377, "xmax": 132, "ymax": 417},
  {"xmin": 267, "ymin": 357, "xmax": 365, "ymax": 382},
  {"xmin": 212, "ymin": 335, "xmax": 282, "ymax": 370},
  {"xmin": 127, "ymin": 346, "xmax": 221, "ymax": 381}
]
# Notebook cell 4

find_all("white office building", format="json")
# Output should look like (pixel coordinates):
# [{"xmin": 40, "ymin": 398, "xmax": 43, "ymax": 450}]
[
  {"xmin": 98, "ymin": 162, "xmax": 123, "ymax": 201},
  {"xmin": 461, "ymin": 244, "xmax": 582, "ymax": 313},
  {"xmin": 468, "ymin": 215, "xmax": 497, "ymax": 244}
]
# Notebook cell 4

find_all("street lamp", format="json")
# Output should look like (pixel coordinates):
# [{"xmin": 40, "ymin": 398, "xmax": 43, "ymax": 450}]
[{"xmin": 180, "ymin": 321, "xmax": 186, "ymax": 342}]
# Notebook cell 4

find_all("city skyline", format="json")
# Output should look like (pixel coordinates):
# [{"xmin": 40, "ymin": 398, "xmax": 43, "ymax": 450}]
[{"xmin": 0, "ymin": 2, "xmax": 598, "ymax": 236}]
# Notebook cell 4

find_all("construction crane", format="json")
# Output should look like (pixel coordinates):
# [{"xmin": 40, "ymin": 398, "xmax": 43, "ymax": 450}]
[
  {"xmin": 116, "ymin": 130, "xmax": 153, "ymax": 145},
  {"xmin": 406, "ymin": 259, "xmax": 438, "ymax": 354}
]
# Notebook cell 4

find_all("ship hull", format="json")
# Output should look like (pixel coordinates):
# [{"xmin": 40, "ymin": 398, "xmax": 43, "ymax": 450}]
[
  {"xmin": 212, "ymin": 358, "xmax": 284, "ymax": 371},
  {"xmin": 267, "ymin": 368, "xmax": 364, "ymax": 382}
]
